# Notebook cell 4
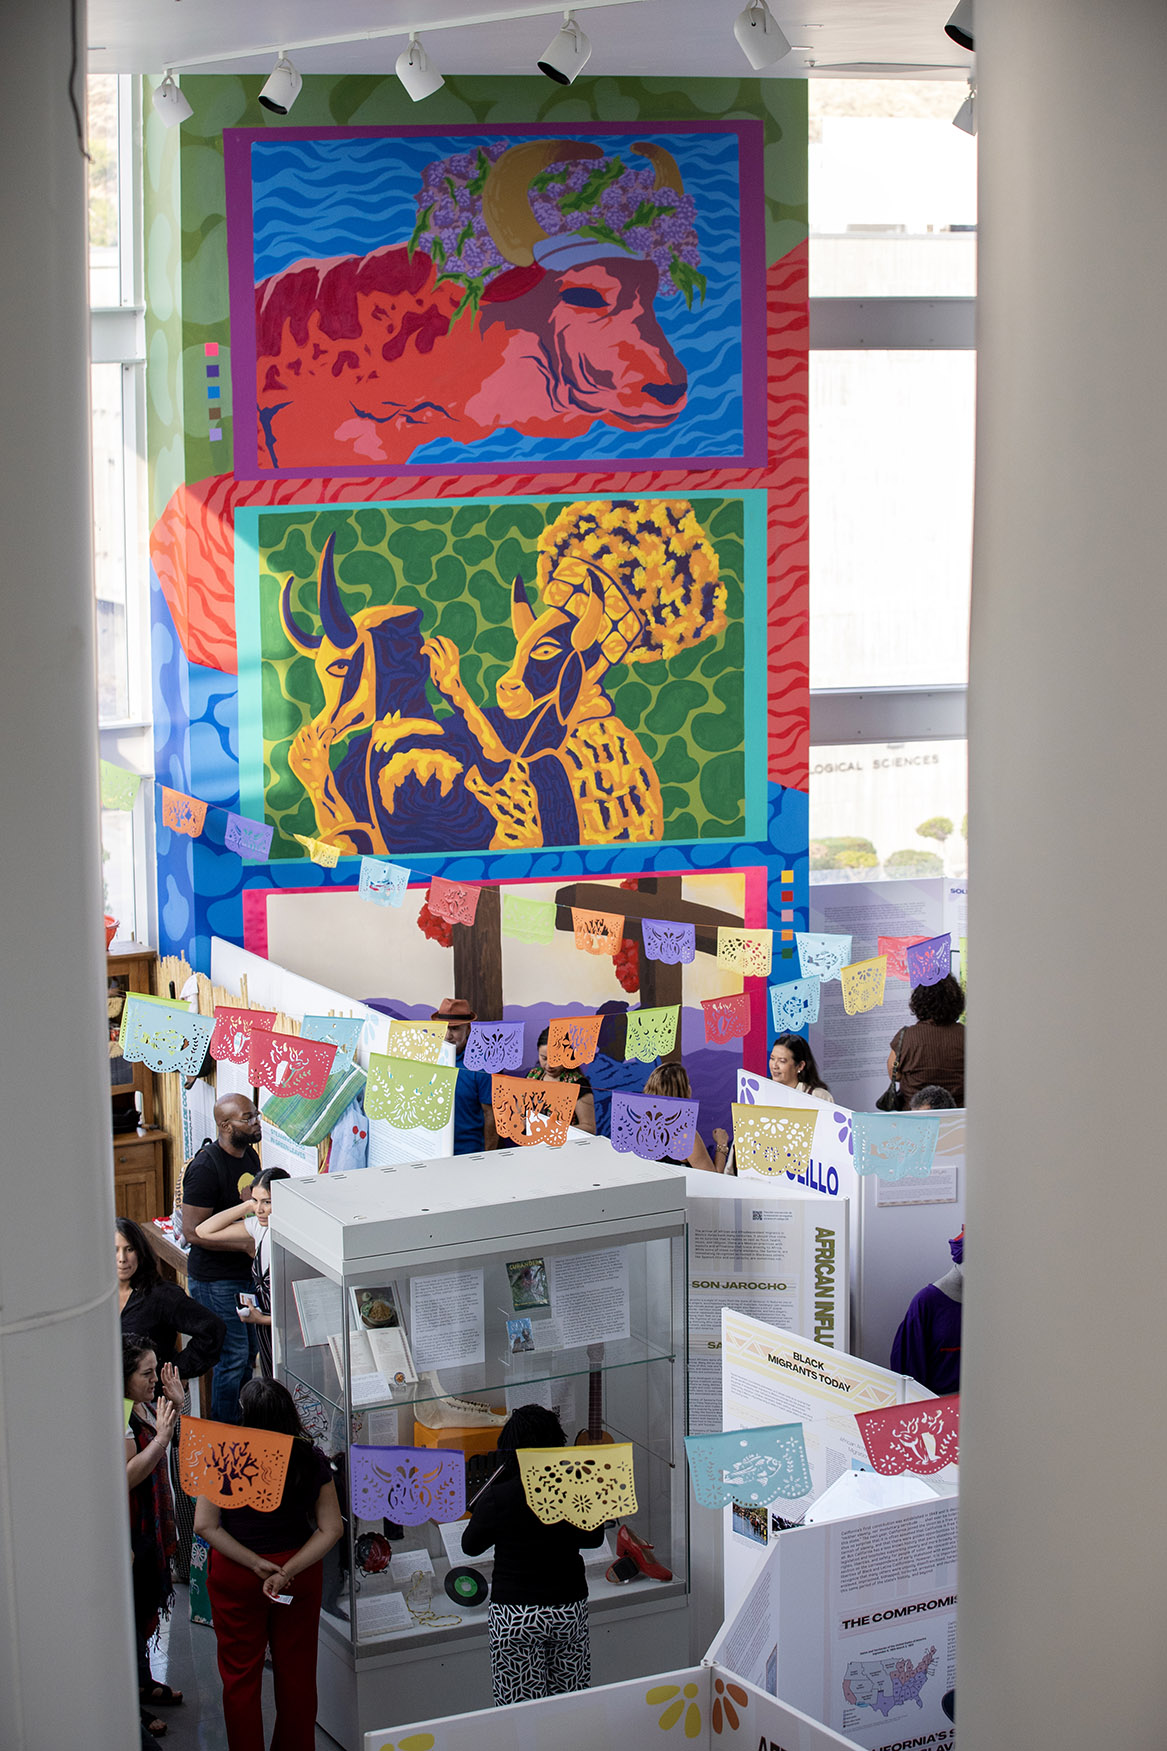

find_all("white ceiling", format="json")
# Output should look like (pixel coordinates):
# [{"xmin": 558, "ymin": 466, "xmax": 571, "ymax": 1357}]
[{"xmin": 87, "ymin": 0, "xmax": 972, "ymax": 81}]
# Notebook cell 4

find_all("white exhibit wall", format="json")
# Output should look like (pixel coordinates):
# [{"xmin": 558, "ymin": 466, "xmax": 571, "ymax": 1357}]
[
  {"xmin": 731, "ymin": 1072, "xmax": 965, "ymax": 1370},
  {"xmin": 852, "ymin": 1110, "xmax": 966, "ymax": 1371},
  {"xmin": 362, "ymin": 1663, "xmax": 862, "ymax": 1751},
  {"xmin": 262, "ymin": 872, "xmax": 746, "ymax": 1012},
  {"xmin": 209, "ymin": 937, "xmax": 455, "ymax": 1159},
  {"xmin": 962, "ymin": 1, "xmax": 1167, "ymax": 1746},
  {"xmin": 684, "ymin": 1173, "xmax": 850, "ymax": 1658}
]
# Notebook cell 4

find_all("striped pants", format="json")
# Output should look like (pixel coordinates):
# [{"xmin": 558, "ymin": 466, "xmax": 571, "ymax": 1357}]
[{"xmin": 488, "ymin": 1598, "xmax": 590, "ymax": 1706}]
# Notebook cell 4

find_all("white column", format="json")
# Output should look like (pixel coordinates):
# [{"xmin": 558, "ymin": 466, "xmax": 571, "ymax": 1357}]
[
  {"xmin": 0, "ymin": 5, "xmax": 140, "ymax": 1747},
  {"xmin": 961, "ymin": 2, "xmax": 1167, "ymax": 1746}
]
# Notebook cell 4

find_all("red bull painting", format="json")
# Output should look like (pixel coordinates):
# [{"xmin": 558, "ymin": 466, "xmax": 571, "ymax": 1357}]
[
  {"xmin": 224, "ymin": 123, "xmax": 765, "ymax": 479},
  {"xmin": 235, "ymin": 494, "xmax": 765, "ymax": 858}
]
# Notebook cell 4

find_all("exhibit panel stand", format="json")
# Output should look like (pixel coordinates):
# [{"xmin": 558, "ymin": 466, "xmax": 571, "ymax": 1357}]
[
  {"xmin": 734, "ymin": 1070, "xmax": 859, "ymax": 1204},
  {"xmin": 733, "ymin": 1070, "xmax": 968, "ymax": 1373},
  {"xmin": 853, "ymin": 1109, "xmax": 966, "ymax": 1371},
  {"xmin": 683, "ymin": 1169, "xmax": 851, "ymax": 1658},
  {"xmin": 362, "ymin": 1663, "xmax": 860, "ymax": 1751},
  {"xmin": 719, "ymin": 1310, "xmax": 945, "ymax": 1616},
  {"xmin": 271, "ymin": 1136, "xmax": 690, "ymax": 1748},
  {"xmin": 707, "ymin": 1494, "xmax": 958, "ymax": 1751}
]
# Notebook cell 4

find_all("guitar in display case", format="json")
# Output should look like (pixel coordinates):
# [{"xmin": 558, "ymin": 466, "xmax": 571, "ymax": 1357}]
[{"xmin": 576, "ymin": 1343, "xmax": 614, "ymax": 1446}]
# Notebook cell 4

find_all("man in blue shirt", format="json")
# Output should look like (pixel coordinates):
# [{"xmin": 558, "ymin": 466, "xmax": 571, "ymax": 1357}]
[
  {"xmin": 432, "ymin": 996, "xmax": 498, "ymax": 1155},
  {"xmin": 586, "ymin": 1002, "xmax": 659, "ymax": 1137}
]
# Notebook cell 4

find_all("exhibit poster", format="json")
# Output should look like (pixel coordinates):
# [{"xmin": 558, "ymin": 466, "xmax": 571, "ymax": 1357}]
[
  {"xmin": 686, "ymin": 1172, "xmax": 848, "ymax": 1435},
  {"xmin": 720, "ymin": 1309, "xmax": 925, "ymax": 1612},
  {"xmin": 707, "ymin": 1497, "xmax": 957, "ymax": 1751}
]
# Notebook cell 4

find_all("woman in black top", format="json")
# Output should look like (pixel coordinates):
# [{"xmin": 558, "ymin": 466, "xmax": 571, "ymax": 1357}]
[
  {"xmin": 194, "ymin": 1378, "xmax": 342, "ymax": 1751},
  {"xmin": 117, "ymin": 1217, "xmax": 226, "ymax": 1383},
  {"xmin": 123, "ymin": 1336, "xmax": 183, "ymax": 1732},
  {"xmin": 462, "ymin": 1404, "xmax": 604, "ymax": 1706}
]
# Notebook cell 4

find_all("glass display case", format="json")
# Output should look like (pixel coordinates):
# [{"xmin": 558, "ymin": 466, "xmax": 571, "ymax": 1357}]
[{"xmin": 270, "ymin": 1134, "xmax": 690, "ymax": 1749}]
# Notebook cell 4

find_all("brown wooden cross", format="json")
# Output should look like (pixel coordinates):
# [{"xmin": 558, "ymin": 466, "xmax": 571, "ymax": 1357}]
[
  {"xmin": 449, "ymin": 875, "xmax": 742, "ymax": 1064},
  {"xmin": 552, "ymin": 875, "xmax": 744, "ymax": 1062}
]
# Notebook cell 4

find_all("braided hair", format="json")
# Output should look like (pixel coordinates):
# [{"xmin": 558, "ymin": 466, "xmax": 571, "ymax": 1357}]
[{"xmin": 494, "ymin": 1403, "xmax": 567, "ymax": 1480}]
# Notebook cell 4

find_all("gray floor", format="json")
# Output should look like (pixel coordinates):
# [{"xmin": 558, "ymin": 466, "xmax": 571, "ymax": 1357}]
[{"xmin": 144, "ymin": 1583, "xmax": 343, "ymax": 1751}]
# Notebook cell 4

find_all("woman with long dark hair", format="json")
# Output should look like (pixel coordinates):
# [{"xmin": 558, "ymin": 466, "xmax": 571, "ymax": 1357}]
[
  {"xmin": 461, "ymin": 1403, "xmax": 605, "ymax": 1705},
  {"xmin": 118, "ymin": 1215, "xmax": 225, "ymax": 1382},
  {"xmin": 194, "ymin": 1377, "xmax": 342, "ymax": 1751},
  {"xmin": 194, "ymin": 1167, "xmax": 290, "ymax": 1377},
  {"xmin": 887, "ymin": 974, "xmax": 965, "ymax": 1108},
  {"xmin": 768, "ymin": 1032, "xmax": 832, "ymax": 1101},
  {"xmin": 123, "ymin": 1335, "xmax": 183, "ymax": 1734}
]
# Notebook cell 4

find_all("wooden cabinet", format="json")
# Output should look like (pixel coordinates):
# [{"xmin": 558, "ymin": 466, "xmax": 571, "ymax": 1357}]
[
  {"xmin": 107, "ymin": 944, "xmax": 158, "ymax": 1128},
  {"xmin": 107, "ymin": 945, "xmax": 174, "ymax": 1222},
  {"xmin": 113, "ymin": 1128, "xmax": 168, "ymax": 1224}
]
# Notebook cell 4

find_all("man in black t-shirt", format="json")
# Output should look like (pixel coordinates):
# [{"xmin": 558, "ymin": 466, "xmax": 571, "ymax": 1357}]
[{"xmin": 181, "ymin": 1093, "xmax": 263, "ymax": 1423}]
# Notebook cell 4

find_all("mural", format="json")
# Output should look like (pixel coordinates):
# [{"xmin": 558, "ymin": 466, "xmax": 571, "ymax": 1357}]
[
  {"xmin": 224, "ymin": 124, "xmax": 764, "ymax": 477},
  {"xmin": 144, "ymin": 72, "xmax": 807, "ymax": 1005},
  {"xmin": 238, "ymin": 495, "xmax": 759, "ymax": 858}
]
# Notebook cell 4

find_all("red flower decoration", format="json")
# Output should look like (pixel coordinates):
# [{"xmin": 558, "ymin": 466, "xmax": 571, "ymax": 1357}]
[
  {"xmin": 613, "ymin": 935, "xmax": 640, "ymax": 993},
  {"xmin": 416, "ymin": 891, "xmax": 454, "ymax": 948}
]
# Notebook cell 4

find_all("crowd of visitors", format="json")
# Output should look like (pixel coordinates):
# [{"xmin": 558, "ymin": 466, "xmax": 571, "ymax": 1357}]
[{"xmin": 118, "ymin": 980, "xmax": 965, "ymax": 1740}]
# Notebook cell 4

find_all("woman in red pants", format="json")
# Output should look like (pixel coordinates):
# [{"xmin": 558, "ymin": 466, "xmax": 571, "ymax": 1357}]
[{"xmin": 194, "ymin": 1378, "xmax": 342, "ymax": 1750}]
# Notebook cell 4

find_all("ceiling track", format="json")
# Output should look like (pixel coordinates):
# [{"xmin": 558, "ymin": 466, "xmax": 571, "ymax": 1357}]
[{"xmin": 164, "ymin": 0, "xmax": 654, "ymax": 73}]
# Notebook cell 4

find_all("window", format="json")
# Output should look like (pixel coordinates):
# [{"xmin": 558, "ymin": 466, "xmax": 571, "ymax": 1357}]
[
  {"xmin": 809, "ymin": 739, "xmax": 967, "ymax": 884},
  {"xmin": 809, "ymin": 80, "xmax": 976, "ymax": 297},
  {"xmin": 101, "ymin": 806, "xmax": 138, "ymax": 932},
  {"xmin": 810, "ymin": 351, "xmax": 974, "ymax": 689},
  {"xmin": 90, "ymin": 75, "xmax": 151, "ymax": 943},
  {"xmin": 91, "ymin": 362, "xmax": 132, "ymax": 721},
  {"xmin": 88, "ymin": 75, "xmax": 122, "ymax": 306},
  {"xmin": 808, "ymin": 81, "xmax": 975, "ymax": 892}
]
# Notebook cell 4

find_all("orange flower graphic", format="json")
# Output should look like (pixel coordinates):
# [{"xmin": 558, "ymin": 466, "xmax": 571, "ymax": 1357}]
[
  {"xmin": 712, "ymin": 1675, "xmax": 749, "ymax": 1734},
  {"xmin": 646, "ymin": 1680, "xmax": 703, "ymax": 1737}
]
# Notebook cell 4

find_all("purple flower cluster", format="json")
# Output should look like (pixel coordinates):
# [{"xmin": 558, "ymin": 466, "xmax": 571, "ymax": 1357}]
[
  {"xmin": 411, "ymin": 146, "xmax": 704, "ymax": 308},
  {"xmin": 527, "ymin": 157, "xmax": 701, "ymax": 296},
  {"xmin": 411, "ymin": 143, "xmax": 510, "ymax": 304}
]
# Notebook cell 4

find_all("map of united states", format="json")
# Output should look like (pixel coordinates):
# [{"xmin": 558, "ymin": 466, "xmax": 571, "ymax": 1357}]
[{"xmin": 843, "ymin": 1647, "xmax": 936, "ymax": 1718}]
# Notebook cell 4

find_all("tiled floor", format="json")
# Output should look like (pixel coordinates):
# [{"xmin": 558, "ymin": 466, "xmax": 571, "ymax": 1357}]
[{"xmin": 143, "ymin": 1584, "xmax": 344, "ymax": 1751}]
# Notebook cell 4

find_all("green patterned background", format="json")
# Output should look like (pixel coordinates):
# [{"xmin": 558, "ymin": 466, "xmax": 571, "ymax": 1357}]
[{"xmin": 256, "ymin": 495, "xmax": 747, "ymax": 856}]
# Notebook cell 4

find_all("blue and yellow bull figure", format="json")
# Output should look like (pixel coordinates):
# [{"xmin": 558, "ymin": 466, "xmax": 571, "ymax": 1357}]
[{"xmin": 277, "ymin": 534, "xmax": 494, "ymax": 854}]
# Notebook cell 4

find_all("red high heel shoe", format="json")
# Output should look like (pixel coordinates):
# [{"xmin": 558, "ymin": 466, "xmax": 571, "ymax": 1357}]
[{"xmin": 606, "ymin": 1523, "xmax": 673, "ymax": 1584}]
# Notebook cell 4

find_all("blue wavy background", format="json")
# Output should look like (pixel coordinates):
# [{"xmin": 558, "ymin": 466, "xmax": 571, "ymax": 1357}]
[{"xmin": 248, "ymin": 129, "xmax": 745, "ymax": 462}]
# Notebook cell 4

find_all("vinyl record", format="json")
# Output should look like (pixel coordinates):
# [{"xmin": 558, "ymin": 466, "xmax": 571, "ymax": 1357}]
[{"xmin": 444, "ymin": 1566, "xmax": 488, "ymax": 1607}]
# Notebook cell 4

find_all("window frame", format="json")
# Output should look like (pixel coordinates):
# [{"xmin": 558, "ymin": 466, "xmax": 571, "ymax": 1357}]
[{"xmin": 92, "ymin": 73, "xmax": 155, "ymax": 946}]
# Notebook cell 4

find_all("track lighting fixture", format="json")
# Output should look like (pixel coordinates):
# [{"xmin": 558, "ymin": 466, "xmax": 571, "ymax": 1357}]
[
  {"xmin": 734, "ymin": 0, "xmax": 791, "ymax": 70},
  {"xmin": 396, "ymin": 33, "xmax": 445, "ymax": 102},
  {"xmin": 952, "ymin": 79, "xmax": 976, "ymax": 136},
  {"xmin": 945, "ymin": 0, "xmax": 974, "ymax": 52},
  {"xmin": 152, "ymin": 71, "xmax": 192, "ymax": 129},
  {"xmin": 538, "ymin": 10, "xmax": 592, "ymax": 84},
  {"xmin": 258, "ymin": 52, "xmax": 302, "ymax": 115}
]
